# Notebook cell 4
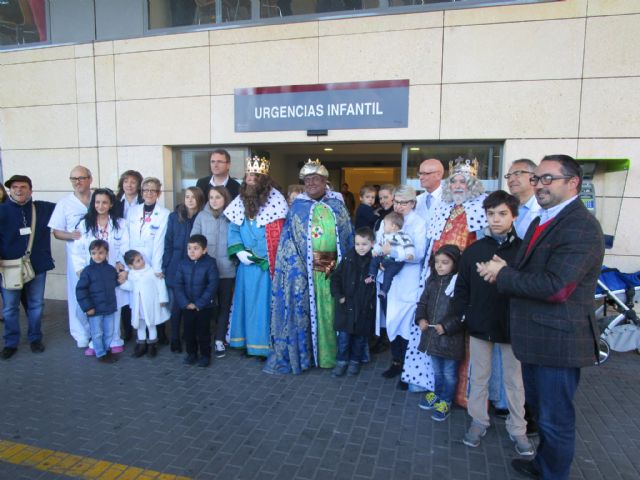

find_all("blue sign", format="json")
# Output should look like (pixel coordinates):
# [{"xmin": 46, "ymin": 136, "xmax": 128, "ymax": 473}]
[{"xmin": 234, "ymin": 80, "xmax": 409, "ymax": 132}]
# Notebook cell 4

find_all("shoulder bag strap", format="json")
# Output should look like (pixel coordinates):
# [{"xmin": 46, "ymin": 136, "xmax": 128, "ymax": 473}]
[{"xmin": 25, "ymin": 203, "xmax": 36, "ymax": 257}]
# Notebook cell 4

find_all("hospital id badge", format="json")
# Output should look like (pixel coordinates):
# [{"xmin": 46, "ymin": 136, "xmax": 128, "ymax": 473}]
[{"xmin": 20, "ymin": 227, "xmax": 32, "ymax": 235}]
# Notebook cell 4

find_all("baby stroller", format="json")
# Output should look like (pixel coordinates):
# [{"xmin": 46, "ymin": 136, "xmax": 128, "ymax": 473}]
[{"xmin": 595, "ymin": 267, "xmax": 640, "ymax": 364}]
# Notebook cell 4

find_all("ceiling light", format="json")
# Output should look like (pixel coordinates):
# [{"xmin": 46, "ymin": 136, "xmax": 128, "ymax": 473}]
[
  {"xmin": 324, "ymin": 148, "xmax": 333, "ymax": 152},
  {"xmin": 410, "ymin": 147, "xmax": 420, "ymax": 151}
]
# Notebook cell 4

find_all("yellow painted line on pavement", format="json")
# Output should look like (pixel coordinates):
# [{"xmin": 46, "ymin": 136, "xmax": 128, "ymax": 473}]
[{"xmin": 0, "ymin": 439, "xmax": 192, "ymax": 480}]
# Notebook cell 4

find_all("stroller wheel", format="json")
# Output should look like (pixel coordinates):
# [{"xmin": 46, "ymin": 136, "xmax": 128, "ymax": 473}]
[{"xmin": 598, "ymin": 338, "xmax": 610, "ymax": 364}]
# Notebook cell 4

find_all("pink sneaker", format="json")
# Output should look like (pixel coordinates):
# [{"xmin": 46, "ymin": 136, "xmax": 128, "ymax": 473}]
[
  {"xmin": 84, "ymin": 348, "xmax": 95, "ymax": 356},
  {"xmin": 111, "ymin": 346, "xmax": 124, "ymax": 354}
]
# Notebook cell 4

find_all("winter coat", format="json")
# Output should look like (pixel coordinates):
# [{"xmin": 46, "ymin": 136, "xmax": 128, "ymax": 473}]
[
  {"xmin": 76, "ymin": 260, "xmax": 119, "ymax": 316},
  {"xmin": 162, "ymin": 210, "xmax": 195, "ymax": 288},
  {"xmin": 453, "ymin": 229, "xmax": 522, "ymax": 343},
  {"xmin": 0, "ymin": 199, "xmax": 56, "ymax": 274},
  {"xmin": 119, "ymin": 265, "xmax": 170, "ymax": 328},
  {"xmin": 415, "ymin": 273, "xmax": 465, "ymax": 360},
  {"xmin": 355, "ymin": 204, "xmax": 378, "ymax": 230},
  {"xmin": 191, "ymin": 204, "xmax": 236, "ymax": 279},
  {"xmin": 175, "ymin": 255, "xmax": 219, "ymax": 311},
  {"xmin": 330, "ymin": 249, "xmax": 376, "ymax": 337}
]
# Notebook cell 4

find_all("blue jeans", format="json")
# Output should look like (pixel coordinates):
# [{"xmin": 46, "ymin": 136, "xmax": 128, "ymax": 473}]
[
  {"xmin": 523, "ymin": 363, "xmax": 581, "ymax": 480},
  {"xmin": 2, "ymin": 272, "xmax": 46, "ymax": 348},
  {"xmin": 336, "ymin": 331, "xmax": 367, "ymax": 363},
  {"xmin": 88, "ymin": 313, "xmax": 115, "ymax": 358},
  {"xmin": 432, "ymin": 355, "xmax": 459, "ymax": 404}
]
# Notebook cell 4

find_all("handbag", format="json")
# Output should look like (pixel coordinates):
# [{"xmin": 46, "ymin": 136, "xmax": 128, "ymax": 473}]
[{"xmin": 0, "ymin": 204, "xmax": 37, "ymax": 290}]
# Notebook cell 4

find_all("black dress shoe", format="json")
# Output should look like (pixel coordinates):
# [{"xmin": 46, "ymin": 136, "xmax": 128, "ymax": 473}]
[
  {"xmin": 30, "ymin": 341, "xmax": 45, "ymax": 353},
  {"xmin": 382, "ymin": 362, "xmax": 403, "ymax": 378},
  {"xmin": 511, "ymin": 459, "xmax": 540, "ymax": 479},
  {"xmin": 1, "ymin": 347, "xmax": 17, "ymax": 360}
]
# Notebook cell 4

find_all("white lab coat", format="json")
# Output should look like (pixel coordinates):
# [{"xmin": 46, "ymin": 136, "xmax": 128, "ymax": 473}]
[{"xmin": 127, "ymin": 204, "xmax": 170, "ymax": 274}]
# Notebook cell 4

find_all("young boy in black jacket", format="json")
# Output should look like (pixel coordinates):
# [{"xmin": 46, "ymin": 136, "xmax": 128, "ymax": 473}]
[
  {"xmin": 175, "ymin": 234, "xmax": 219, "ymax": 367},
  {"xmin": 76, "ymin": 240, "xmax": 124, "ymax": 363},
  {"xmin": 330, "ymin": 227, "xmax": 377, "ymax": 377},
  {"xmin": 455, "ymin": 191, "xmax": 534, "ymax": 456}
]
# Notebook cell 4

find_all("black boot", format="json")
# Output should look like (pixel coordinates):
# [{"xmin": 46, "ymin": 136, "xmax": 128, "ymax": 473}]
[
  {"xmin": 382, "ymin": 361, "xmax": 403, "ymax": 378},
  {"xmin": 133, "ymin": 342, "xmax": 147, "ymax": 358},
  {"xmin": 147, "ymin": 342, "xmax": 157, "ymax": 358}
]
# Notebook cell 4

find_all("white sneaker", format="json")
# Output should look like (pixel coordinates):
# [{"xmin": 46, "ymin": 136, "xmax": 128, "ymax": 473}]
[{"xmin": 214, "ymin": 341, "xmax": 226, "ymax": 358}]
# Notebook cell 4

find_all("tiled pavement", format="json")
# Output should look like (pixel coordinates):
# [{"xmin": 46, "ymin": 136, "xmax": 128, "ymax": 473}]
[{"xmin": 1, "ymin": 300, "xmax": 639, "ymax": 479}]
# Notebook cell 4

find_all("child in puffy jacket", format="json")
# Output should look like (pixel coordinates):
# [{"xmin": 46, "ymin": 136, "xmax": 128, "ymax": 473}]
[
  {"xmin": 175, "ymin": 234, "xmax": 219, "ymax": 368},
  {"xmin": 76, "ymin": 240, "xmax": 125, "ymax": 363},
  {"xmin": 415, "ymin": 244, "xmax": 464, "ymax": 422}
]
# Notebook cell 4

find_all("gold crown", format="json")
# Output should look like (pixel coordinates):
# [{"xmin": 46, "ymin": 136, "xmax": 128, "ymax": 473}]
[
  {"xmin": 245, "ymin": 156, "xmax": 270, "ymax": 175},
  {"xmin": 299, "ymin": 158, "xmax": 329, "ymax": 180},
  {"xmin": 449, "ymin": 157, "xmax": 479, "ymax": 178}
]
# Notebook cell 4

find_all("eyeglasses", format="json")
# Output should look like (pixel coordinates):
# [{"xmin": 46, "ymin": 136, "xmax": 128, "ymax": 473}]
[
  {"xmin": 418, "ymin": 171, "xmax": 439, "ymax": 177},
  {"xmin": 142, "ymin": 189, "xmax": 160, "ymax": 194},
  {"xmin": 69, "ymin": 176, "xmax": 90, "ymax": 182},
  {"xmin": 504, "ymin": 170, "xmax": 533, "ymax": 180},
  {"xmin": 393, "ymin": 200, "xmax": 414, "ymax": 206},
  {"xmin": 529, "ymin": 174, "xmax": 573, "ymax": 186}
]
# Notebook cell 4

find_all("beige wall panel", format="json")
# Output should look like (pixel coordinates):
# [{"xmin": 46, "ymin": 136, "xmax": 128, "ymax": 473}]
[
  {"xmin": 74, "ymin": 43, "xmax": 94, "ymax": 58},
  {"xmin": 0, "ymin": 45, "xmax": 75, "ymax": 65},
  {"xmin": 94, "ymin": 41, "xmax": 114, "ymax": 56},
  {"xmin": 1, "ymin": 149, "xmax": 96, "ymax": 189},
  {"xmin": 117, "ymin": 146, "xmax": 167, "ymax": 186},
  {"xmin": 602, "ymin": 197, "xmax": 640, "ymax": 260},
  {"xmin": 77, "ymin": 103, "xmax": 97, "ymax": 148},
  {"xmin": 96, "ymin": 101, "xmax": 117, "ymax": 146},
  {"xmin": 210, "ymin": 22, "xmax": 318, "ymax": 45},
  {"xmin": 114, "ymin": 47, "xmax": 210, "ymax": 101},
  {"xmin": 113, "ymin": 31, "xmax": 209, "ymax": 55},
  {"xmin": 210, "ymin": 38, "xmax": 318, "ymax": 94},
  {"xmin": 116, "ymin": 96, "xmax": 210, "ymax": 146},
  {"xmin": 96, "ymin": 147, "xmax": 120, "ymax": 190},
  {"xmin": 441, "ymin": 80, "xmax": 581, "ymax": 139},
  {"xmin": 587, "ymin": 0, "xmax": 640, "ymax": 16},
  {"xmin": 444, "ymin": 0, "xmax": 587, "ymax": 26},
  {"xmin": 0, "ymin": 59, "xmax": 77, "ymax": 108},
  {"xmin": 501, "ymin": 138, "xmax": 579, "ymax": 182},
  {"xmin": 75, "ymin": 57, "xmax": 96, "ymax": 103},
  {"xmin": 210, "ymin": 95, "xmax": 315, "ymax": 144},
  {"xmin": 580, "ymin": 78, "xmax": 640, "ymax": 138},
  {"xmin": 319, "ymin": 11, "xmax": 442, "ymax": 36},
  {"xmin": 443, "ymin": 19, "xmax": 584, "ymax": 83},
  {"xmin": 577, "ymin": 138, "xmax": 640, "ymax": 197},
  {"xmin": 602, "ymin": 254, "xmax": 640, "ymax": 272},
  {"xmin": 327, "ymin": 84, "xmax": 440, "ymax": 142},
  {"xmin": 95, "ymin": 55, "xmax": 116, "ymax": 102},
  {"xmin": 584, "ymin": 15, "xmax": 640, "ymax": 78},
  {"xmin": 0, "ymin": 104, "xmax": 79, "ymax": 150},
  {"xmin": 319, "ymin": 28, "xmax": 442, "ymax": 85}
]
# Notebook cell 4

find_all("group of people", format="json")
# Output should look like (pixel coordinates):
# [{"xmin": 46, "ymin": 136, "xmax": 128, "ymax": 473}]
[{"xmin": 0, "ymin": 150, "xmax": 604, "ymax": 480}]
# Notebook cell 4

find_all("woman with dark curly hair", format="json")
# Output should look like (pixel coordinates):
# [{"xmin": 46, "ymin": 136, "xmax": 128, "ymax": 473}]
[
  {"xmin": 71, "ymin": 188, "xmax": 129, "ymax": 355},
  {"xmin": 223, "ymin": 157, "xmax": 288, "ymax": 358}
]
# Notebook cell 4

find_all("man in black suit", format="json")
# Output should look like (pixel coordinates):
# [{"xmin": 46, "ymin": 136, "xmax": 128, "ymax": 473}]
[
  {"xmin": 195, "ymin": 149, "xmax": 240, "ymax": 201},
  {"xmin": 478, "ymin": 155, "xmax": 604, "ymax": 480}
]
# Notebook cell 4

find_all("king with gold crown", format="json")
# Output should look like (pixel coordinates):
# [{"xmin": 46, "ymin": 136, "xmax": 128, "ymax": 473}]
[{"xmin": 223, "ymin": 154, "xmax": 288, "ymax": 358}]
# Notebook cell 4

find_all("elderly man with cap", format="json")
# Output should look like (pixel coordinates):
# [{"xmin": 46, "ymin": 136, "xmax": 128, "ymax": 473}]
[
  {"xmin": 0, "ymin": 175, "xmax": 56, "ymax": 359},
  {"xmin": 48, "ymin": 165, "xmax": 92, "ymax": 348},
  {"xmin": 264, "ymin": 159, "xmax": 353, "ymax": 374}
]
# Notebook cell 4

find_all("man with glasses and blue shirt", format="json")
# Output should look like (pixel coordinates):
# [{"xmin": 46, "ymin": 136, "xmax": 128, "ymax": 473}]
[
  {"xmin": 196, "ymin": 149, "xmax": 240, "ymax": 201},
  {"xmin": 49, "ymin": 166, "xmax": 93, "ymax": 349},
  {"xmin": 505, "ymin": 159, "xmax": 541, "ymax": 239},
  {"xmin": 478, "ymin": 155, "xmax": 604, "ymax": 480}
]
